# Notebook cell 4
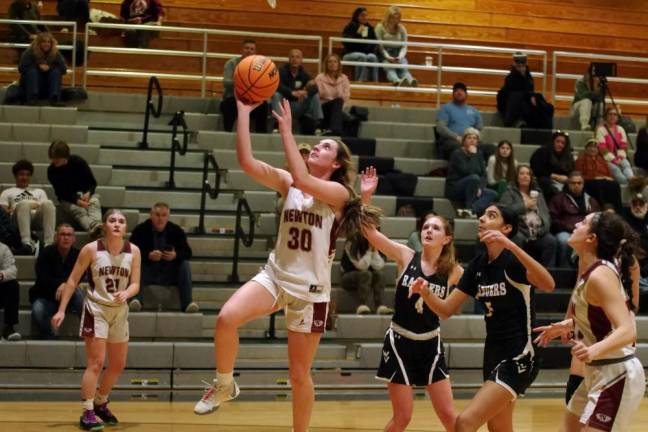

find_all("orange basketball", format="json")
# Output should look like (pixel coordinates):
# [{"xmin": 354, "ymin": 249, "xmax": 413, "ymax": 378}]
[{"xmin": 234, "ymin": 55, "xmax": 279, "ymax": 104}]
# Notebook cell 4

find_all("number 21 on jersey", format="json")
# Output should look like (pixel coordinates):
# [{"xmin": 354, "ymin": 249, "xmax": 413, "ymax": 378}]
[{"xmin": 105, "ymin": 278, "xmax": 121, "ymax": 293}]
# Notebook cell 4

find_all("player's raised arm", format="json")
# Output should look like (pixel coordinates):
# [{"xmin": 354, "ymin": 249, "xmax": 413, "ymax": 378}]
[{"xmin": 236, "ymin": 99, "xmax": 292, "ymax": 196}]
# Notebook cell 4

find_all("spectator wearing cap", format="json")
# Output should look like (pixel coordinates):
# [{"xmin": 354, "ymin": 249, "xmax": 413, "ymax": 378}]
[
  {"xmin": 596, "ymin": 105, "xmax": 634, "ymax": 185},
  {"xmin": 622, "ymin": 193, "xmax": 648, "ymax": 313},
  {"xmin": 437, "ymin": 82, "xmax": 490, "ymax": 160},
  {"xmin": 498, "ymin": 52, "xmax": 536, "ymax": 127},
  {"xmin": 530, "ymin": 131, "xmax": 574, "ymax": 202},
  {"xmin": 549, "ymin": 171, "xmax": 600, "ymax": 267},
  {"xmin": 444, "ymin": 127, "xmax": 498, "ymax": 218},
  {"xmin": 575, "ymin": 138, "xmax": 622, "ymax": 212}
]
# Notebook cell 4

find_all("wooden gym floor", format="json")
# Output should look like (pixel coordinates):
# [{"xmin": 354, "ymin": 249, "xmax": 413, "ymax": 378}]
[{"xmin": 1, "ymin": 399, "xmax": 647, "ymax": 431}]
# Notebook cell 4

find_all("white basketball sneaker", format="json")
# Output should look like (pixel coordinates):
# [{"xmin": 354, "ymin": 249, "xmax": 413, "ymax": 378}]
[{"xmin": 193, "ymin": 379, "xmax": 240, "ymax": 415}]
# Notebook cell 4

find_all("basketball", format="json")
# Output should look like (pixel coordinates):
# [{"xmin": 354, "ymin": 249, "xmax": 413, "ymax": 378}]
[{"xmin": 234, "ymin": 55, "xmax": 279, "ymax": 104}]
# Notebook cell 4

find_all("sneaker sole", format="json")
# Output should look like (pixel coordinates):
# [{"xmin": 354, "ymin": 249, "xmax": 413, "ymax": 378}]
[{"xmin": 79, "ymin": 423, "xmax": 104, "ymax": 431}]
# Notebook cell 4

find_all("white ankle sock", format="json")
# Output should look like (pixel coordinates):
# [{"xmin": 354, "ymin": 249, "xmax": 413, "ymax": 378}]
[
  {"xmin": 216, "ymin": 371, "xmax": 233, "ymax": 388},
  {"xmin": 94, "ymin": 392, "xmax": 108, "ymax": 405},
  {"xmin": 82, "ymin": 399, "xmax": 94, "ymax": 411}
]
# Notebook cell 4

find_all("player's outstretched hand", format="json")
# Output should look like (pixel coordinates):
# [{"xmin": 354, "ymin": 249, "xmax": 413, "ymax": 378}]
[
  {"xmin": 408, "ymin": 277, "xmax": 428, "ymax": 299},
  {"xmin": 533, "ymin": 319, "xmax": 573, "ymax": 347},
  {"xmin": 236, "ymin": 98, "xmax": 263, "ymax": 115},
  {"xmin": 360, "ymin": 166, "xmax": 379, "ymax": 197},
  {"xmin": 271, "ymin": 98, "xmax": 293, "ymax": 134}
]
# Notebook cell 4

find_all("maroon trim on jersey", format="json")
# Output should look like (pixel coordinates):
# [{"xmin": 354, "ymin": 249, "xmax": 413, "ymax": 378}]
[
  {"xmin": 328, "ymin": 219, "xmax": 340, "ymax": 257},
  {"xmin": 87, "ymin": 269, "xmax": 95, "ymax": 291},
  {"xmin": 588, "ymin": 304, "xmax": 612, "ymax": 342},
  {"xmin": 588, "ymin": 373, "xmax": 626, "ymax": 431},
  {"xmin": 311, "ymin": 302, "xmax": 328, "ymax": 333},
  {"xmin": 122, "ymin": 241, "xmax": 132, "ymax": 254},
  {"xmin": 581, "ymin": 259, "xmax": 606, "ymax": 281},
  {"xmin": 81, "ymin": 304, "xmax": 95, "ymax": 338},
  {"xmin": 96, "ymin": 239, "xmax": 105, "ymax": 251}
]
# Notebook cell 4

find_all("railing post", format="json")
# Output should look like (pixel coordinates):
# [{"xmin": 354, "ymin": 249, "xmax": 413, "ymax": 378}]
[
  {"xmin": 201, "ymin": 31, "xmax": 208, "ymax": 98},
  {"xmin": 436, "ymin": 47, "xmax": 443, "ymax": 108},
  {"xmin": 551, "ymin": 51, "xmax": 558, "ymax": 105},
  {"xmin": 165, "ymin": 111, "xmax": 183, "ymax": 189},
  {"xmin": 139, "ymin": 76, "xmax": 162, "ymax": 149},
  {"xmin": 71, "ymin": 22, "xmax": 77, "ymax": 87},
  {"xmin": 83, "ymin": 23, "xmax": 90, "ymax": 89},
  {"xmin": 197, "ymin": 152, "xmax": 209, "ymax": 235}
]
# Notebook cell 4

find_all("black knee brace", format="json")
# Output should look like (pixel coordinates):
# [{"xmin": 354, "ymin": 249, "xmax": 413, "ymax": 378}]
[{"xmin": 565, "ymin": 374, "xmax": 584, "ymax": 405}]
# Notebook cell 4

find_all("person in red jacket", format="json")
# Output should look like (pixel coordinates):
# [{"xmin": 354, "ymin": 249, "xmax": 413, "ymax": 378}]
[
  {"xmin": 549, "ymin": 171, "xmax": 600, "ymax": 267},
  {"xmin": 574, "ymin": 138, "xmax": 621, "ymax": 211}
]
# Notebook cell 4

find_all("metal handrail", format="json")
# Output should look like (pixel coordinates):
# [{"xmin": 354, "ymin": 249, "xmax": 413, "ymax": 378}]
[
  {"xmin": 197, "ymin": 151, "xmax": 222, "ymax": 235},
  {"xmin": 139, "ymin": 76, "xmax": 163, "ymax": 149},
  {"xmin": 228, "ymin": 198, "xmax": 255, "ymax": 284},
  {"xmin": 0, "ymin": 19, "xmax": 77, "ymax": 86},
  {"xmin": 165, "ymin": 110, "xmax": 189, "ymax": 188},
  {"xmin": 552, "ymin": 50, "xmax": 648, "ymax": 107},
  {"xmin": 84, "ymin": 22, "xmax": 323, "ymax": 97},
  {"xmin": 328, "ymin": 36, "xmax": 548, "ymax": 107}
]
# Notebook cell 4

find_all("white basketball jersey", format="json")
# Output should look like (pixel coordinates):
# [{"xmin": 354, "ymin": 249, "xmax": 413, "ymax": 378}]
[
  {"xmin": 266, "ymin": 187, "xmax": 338, "ymax": 302},
  {"xmin": 571, "ymin": 260, "xmax": 635, "ymax": 360},
  {"xmin": 86, "ymin": 240, "xmax": 134, "ymax": 305}
]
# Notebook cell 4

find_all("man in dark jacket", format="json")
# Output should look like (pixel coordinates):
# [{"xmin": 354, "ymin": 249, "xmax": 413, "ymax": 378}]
[
  {"xmin": 30, "ymin": 223, "xmax": 84, "ymax": 338},
  {"xmin": 549, "ymin": 171, "xmax": 600, "ymax": 267},
  {"xmin": 271, "ymin": 48, "xmax": 323, "ymax": 135},
  {"xmin": 47, "ymin": 139, "xmax": 102, "ymax": 239},
  {"xmin": 128, "ymin": 202, "xmax": 198, "ymax": 313},
  {"xmin": 622, "ymin": 193, "xmax": 648, "ymax": 314}
]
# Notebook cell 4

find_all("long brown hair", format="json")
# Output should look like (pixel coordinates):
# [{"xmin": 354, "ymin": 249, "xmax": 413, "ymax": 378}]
[
  {"xmin": 494, "ymin": 140, "xmax": 516, "ymax": 183},
  {"xmin": 324, "ymin": 53, "xmax": 342, "ymax": 80},
  {"xmin": 330, "ymin": 139, "xmax": 382, "ymax": 236},
  {"xmin": 421, "ymin": 214, "xmax": 457, "ymax": 277},
  {"xmin": 31, "ymin": 32, "xmax": 59, "ymax": 63}
]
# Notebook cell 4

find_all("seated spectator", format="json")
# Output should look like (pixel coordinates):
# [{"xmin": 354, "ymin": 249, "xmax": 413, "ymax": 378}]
[
  {"xmin": 497, "ymin": 52, "xmax": 552, "ymax": 129},
  {"xmin": 341, "ymin": 7, "xmax": 379, "ymax": 82},
  {"xmin": 0, "ymin": 242, "xmax": 20, "ymax": 341},
  {"xmin": 622, "ymin": 193, "xmax": 648, "ymax": 313},
  {"xmin": 530, "ymin": 131, "xmax": 574, "ymax": 202},
  {"xmin": 314, "ymin": 54, "xmax": 350, "ymax": 136},
  {"xmin": 340, "ymin": 234, "xmax": 391, "ymax": 315},
  {"xmin": 56, "ymin": 0, "xmax": 90, "ymax": 29},
  {"xmin": 575, "ymin": 138, "xmax": 622, "ymax": 212},
  {"xmin": 18, "ymin": 33, "xmax": 67, "ymax": 106},
  {"xmin": 500, "ymin": 164, "xmax": 557, "ymax": 267},
  {"xmin": 444, "ymin": 128, "xmax": 498, "ymax": 218},
  {"xmin": 486, "ymin": 140, "xmax": 517, "ymax": 198},
  {"xmin": 8, "ymin": 0, "xmax": 47, "ymax": 43},
  {"xmin": 596, "ymin": 106, "xmax": 634, "ymax": 185},
  {"xmin": 571, "ymin": 69, "xmax": 601, "ymax": 131},
  {"xmin": 220, "ymin": 39, "xmax": 268, "ymax": 133},
  {"xmin": 549, "ymin": 171, "xmax": 599, "ymax": 267},
  {"xmin": 633, "ymin": 116, "xmax": 648, "ymax": 175},
  {"xmin": 129, "ymin": 202, "xmax": 198, "ymax": 313},
  {"xmin": 120, "ymin": 0, "xmax": 164, "ymax": 48},
  {"xmin": 47, "ymin": 140, "xmax": 103, "ymax": 239},
  {"xmin": 437, "ymin": 82, "xmax": 485, "ymax": 160},
  {"xmin": 0, "ymin": 159, "xmax": 56, "ymax": 255},
  {"xmin": 29, "ymin": 223, "xmax": 84, "ymax": 338},
  {"xmin": 272, "ymin": 49, "xmax": 323, "ymax": 135},
  {"xmin": 0, "ymin": 207, "xmax": 21, "ymax": 253},
  {"xmin": 375, "ymin": 5, "xmax": 416, "ymax": 87}
]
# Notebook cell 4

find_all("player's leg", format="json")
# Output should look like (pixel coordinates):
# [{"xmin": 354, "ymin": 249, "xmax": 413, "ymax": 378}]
[
  {"xmin": 426, "ymin": 378, "xmax": 456, "ymax": 431},
  {"xmin": 455, "ymin": 381, "xmax": 513, "ymax": 432},
  {"xmin": 287, "ymin": 330, "xmax": 321, "ymax": 432},
  {"xmin": 80, "ymin": 336, "xmax": 106, "ymax": 430},
  {"xmin": 384, "ymin": 383, "xmax": 414, "ymax": 432},
  {"xmin": 93, "ymin": 341, "xmax": 128, "ymax": 425},
  {"xmin": 486, "ymin": 399, "xmax": 514, "ymax": 432}
]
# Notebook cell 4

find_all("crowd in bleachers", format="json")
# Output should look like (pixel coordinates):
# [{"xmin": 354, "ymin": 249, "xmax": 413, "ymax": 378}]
[{"xmin": 4, "ymin": 2, "xmax": 648, "ymax": 343}]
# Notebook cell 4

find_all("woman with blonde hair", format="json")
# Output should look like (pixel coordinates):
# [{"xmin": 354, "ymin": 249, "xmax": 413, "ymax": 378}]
[
  {"xmin": 375, "ymin": 5, "xmax": 416, "ymax": 87},
  {"xmin": 18, "ymin": 32, "xmax": 67, "ymax": 105},
  {"xmin": 314, "ymin": 53, "xmax": 351, "ymax": 136}
]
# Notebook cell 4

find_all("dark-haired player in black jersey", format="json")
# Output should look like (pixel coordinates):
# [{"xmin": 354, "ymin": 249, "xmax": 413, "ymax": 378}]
[
  {"xmin": 360, "ymin": 167, "xmax": 460, "ymax": 432},
  {"xmin": 409, "ymin": 204, "xmax": 555, "ymax": 432}
]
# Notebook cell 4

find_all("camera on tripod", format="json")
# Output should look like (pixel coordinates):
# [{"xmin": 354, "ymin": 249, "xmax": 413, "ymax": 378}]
[{"xmin": 589, "ymin": 62, "xmax": 617, "ymax": 81}]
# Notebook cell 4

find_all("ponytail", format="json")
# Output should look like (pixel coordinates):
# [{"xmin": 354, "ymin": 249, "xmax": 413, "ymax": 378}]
[
  {"xmin": 591, "ymin": 212, "xmax": 641, "ymax": 311},
  {"xmin": 337, "ymin": 196, "xmax": 382, "ymax": 238}
]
